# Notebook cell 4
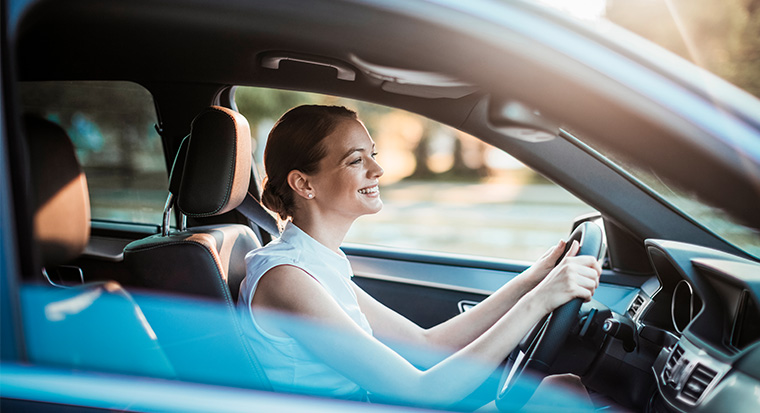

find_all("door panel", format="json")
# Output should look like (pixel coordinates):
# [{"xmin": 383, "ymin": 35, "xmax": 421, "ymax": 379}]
[
  {"xmin": 347, "ymin": 245, "xmax": 524, "ymax": 327},
  {"xmin": 353, "ymin": 277, "xmax": 489, "ymax": 328},
  {"xmin": 347, "ymin": 247, "xmax": 642, "ymax": 327}
]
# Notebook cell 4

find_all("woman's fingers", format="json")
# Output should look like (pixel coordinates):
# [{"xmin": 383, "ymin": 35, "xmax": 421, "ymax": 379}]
[
  {"xmin": 532, "ymin": 248, "xmax": 602, "ymax": 313},
  {"xmin": 573, "ymin": 266, "xmax": 598, "ymax": 287},
  {"xmin": 573, "ymin": 248, "xmax": 601, "ymax": 288},
  {"xmin": 559, "ymin": 259, "xmax": 601, "ymax": 300},
  {"xmin": 534, "ymin": 239, "xmax": 567, "ymax": 271},
  {"xmin": 571, "ymin": 254, "xmax": 601, "ymax": 268},
  {"xmin": 577, "ymin": 263, "xmax": 601, "ymax": 300},
  {"xmin": 562, "ymin": 240, "xmax": 580, "ymax": 261},
  {"xmin": 547, "ymin": 239, "xmax": 566, "ymax": 260}
]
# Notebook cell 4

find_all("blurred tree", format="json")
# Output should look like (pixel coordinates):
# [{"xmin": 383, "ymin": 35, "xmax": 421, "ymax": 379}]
[
  {"xmin": 234, "ymin": 86, "xmax": 491, "ymax": 182},
  {"xmin": 606, "ymin": 0, "xmax": 760, "ymax": 98},
  {"xmin": 20, "ymin": 81, "xmax": 163, "ymax": 174},
  {"xmin": 448, "ymin": 134, "xmax": 490, "ymax": 180},
  {"xmin": 234, "ymin": 87, "xmax": 310, "ymax": 131},
  {"xmin": 409, "ymin": 129, "xmax": 434, "ymax": 179}
]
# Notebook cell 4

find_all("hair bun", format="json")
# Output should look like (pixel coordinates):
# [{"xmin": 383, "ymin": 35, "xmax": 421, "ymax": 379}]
[{"xmin": 261, "ymin": 177, "xmax": 290, "ymax": 221}]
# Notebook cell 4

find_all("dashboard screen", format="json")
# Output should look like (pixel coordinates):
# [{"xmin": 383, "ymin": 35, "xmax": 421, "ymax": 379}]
[{"xmin": 732, "ymin": 290, "xmax": 760, "ymax": 350}]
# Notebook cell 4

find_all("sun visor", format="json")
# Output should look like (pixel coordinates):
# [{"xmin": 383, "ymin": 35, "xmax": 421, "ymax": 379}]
[{"xmin": 349, "ymin": 54, "xmax": 478, "ymax": 99}]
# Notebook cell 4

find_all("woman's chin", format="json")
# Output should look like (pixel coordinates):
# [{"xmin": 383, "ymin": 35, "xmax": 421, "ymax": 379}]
[{"xmin": 365, "ymin": 199, "xmax": 383, "ymax": 215}]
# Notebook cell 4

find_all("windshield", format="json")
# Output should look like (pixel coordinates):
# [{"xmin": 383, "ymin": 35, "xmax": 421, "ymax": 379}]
[
  {"xmin": 531, "ymin": 1, "xmax": 760, "ymax": 258},
  {"xmin": 534, "ymin": 0, "xmax": 760, "ymax": 101},
  {"xmin": 618, "ymin": 163, "xmax": 760, "ymax": 259},
  {"xmin": 570, "ymin": 131, "xmax": 760, "ymax": 259}
]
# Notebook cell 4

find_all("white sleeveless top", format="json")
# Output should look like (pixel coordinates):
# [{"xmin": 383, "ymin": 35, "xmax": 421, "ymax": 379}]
[{"xmin": 238, "ymin": 222, "xmax": 372, "ymax": 400}]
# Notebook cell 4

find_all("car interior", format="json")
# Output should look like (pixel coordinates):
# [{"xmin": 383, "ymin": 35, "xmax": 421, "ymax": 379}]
[{"xmin": 4, "ymin": 0, "xmax": 760, "ymax": 412}]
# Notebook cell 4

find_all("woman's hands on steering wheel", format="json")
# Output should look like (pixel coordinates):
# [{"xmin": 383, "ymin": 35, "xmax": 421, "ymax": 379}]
[
  {"xmin": 521, "ymin": 239, "xmax": 568, "ymax": 288},
  {"xmin": 526, "ymin": 241, "xmax": 602, "ymax": 314}
]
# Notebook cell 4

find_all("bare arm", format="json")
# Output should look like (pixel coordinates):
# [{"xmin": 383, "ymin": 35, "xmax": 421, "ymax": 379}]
[
  {"xmin": 357, "ymin": 239, "xmax": 572, "ymax": 366},
  {"xmin": 251, "ymin": 245, "xmax": 600, "ymax": 406}
]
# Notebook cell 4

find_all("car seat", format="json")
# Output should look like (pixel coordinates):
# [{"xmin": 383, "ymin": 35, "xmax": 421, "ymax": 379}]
[
  {"xmin": 123, "ymin": 106, "xmax": 260, "ymax": 304},
  {"xmin": 21, "ymin": 114, "xmax": 176, "ymax": 378},
  {"xmin": 122, "ymin": 106, "xmax": 272, "ymax": 390}
]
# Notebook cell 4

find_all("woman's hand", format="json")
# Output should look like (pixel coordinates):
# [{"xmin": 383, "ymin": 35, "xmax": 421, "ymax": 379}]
[
  {"xmin": 521, "ymin": 239, "xmax": 569, "ymax": 289},
  {"xmin": 525, "ymin": 240, "xmax": 602, "ymax": 315}
]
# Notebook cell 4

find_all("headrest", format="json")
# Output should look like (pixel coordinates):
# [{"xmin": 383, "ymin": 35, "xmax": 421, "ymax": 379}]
[
  {"xmin": 177, "ymin": 106, "xmax": 251, "ymax": 217},
  {"xmin": 25, "ymin": 115, "xmax": 90, "ymax": 268}
]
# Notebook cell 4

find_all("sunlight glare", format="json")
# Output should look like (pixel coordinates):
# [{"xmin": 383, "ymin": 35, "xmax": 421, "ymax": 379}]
[{"xmin": 536, "ymin": 0, "xmax": 606, "ymax": 19}]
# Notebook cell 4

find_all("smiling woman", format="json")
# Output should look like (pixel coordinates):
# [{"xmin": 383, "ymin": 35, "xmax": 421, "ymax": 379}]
[
  {"xmin": 236, "ymin": 104, "xmax": 602, "ymax": 407},
  {"xmin": 297, "ymin": 118, "xmax": 384, "ymax": 224},
  {"xmin": 260, "ymin": 105, "xmax": 367, "ymax": 225}
]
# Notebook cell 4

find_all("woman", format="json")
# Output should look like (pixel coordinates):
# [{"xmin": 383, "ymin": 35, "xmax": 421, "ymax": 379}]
[{"xmin": 238, "ymin": 105, "xmax": 601, "ymax": 407}]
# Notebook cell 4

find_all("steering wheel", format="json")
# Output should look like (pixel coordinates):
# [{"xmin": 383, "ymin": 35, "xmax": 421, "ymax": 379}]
[{"xmin": 495, "ymin": 221, "xmax": 604, "ymax": 411}]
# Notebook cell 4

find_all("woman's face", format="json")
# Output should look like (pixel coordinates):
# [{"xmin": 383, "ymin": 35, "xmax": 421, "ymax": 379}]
[{"xmin": 307, "ymin": 118, "xmax": 384, "ymax": 221}]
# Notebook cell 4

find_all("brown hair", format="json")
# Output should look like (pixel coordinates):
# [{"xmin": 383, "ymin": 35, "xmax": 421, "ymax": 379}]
[{"xmin": 261, "ymin": 105, "xmax": 358, "ymax": 220}]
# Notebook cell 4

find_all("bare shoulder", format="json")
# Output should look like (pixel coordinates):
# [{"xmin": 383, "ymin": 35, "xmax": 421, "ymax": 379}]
[{"xmin": 253, "ymin": 265, "xmax": 326, "ymax": 314}]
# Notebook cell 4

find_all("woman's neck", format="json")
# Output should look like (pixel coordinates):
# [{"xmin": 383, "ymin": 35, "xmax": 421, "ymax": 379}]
[{"xmin": 291, "ymin": 214, "xmax": 353, "ymax": 254}]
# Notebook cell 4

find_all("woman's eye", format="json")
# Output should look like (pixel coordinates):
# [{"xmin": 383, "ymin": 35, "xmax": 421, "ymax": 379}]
[
  {"xmin": 371, "ymin": 152, "xmax": 378, "ymax": 159},
  {"xmin": 350, "ymin": 158, "xmax": 362, "ymax": 165}
]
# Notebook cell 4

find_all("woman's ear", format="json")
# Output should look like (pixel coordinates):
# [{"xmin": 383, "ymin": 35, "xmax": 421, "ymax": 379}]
[{"xmin": 287, "ymin": 170, "xmax": 315, "ymax": 200}]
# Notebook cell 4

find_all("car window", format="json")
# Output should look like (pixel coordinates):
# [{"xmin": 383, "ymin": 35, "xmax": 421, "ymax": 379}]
[
  {"xmin": 235, "ymin": 87, "xmax": 595, "ymax": 261},
  {"xmin": 19, "ymin": 81, "xmax": 167, "ymax": 226}
]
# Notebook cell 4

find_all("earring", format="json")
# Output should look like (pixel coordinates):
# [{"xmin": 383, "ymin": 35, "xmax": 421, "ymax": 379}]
[{"xmin": 308, "ymin": 193, "xmax": 314, "ymax": 199}]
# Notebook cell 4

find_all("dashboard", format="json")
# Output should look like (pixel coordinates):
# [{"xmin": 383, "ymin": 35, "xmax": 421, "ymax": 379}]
[{"xmin": 636, "ymin": 240, "xmax": 760, "ymax": 412}]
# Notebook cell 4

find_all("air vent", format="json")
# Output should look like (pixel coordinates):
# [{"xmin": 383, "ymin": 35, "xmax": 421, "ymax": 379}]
[
  {"xmin": 681, "ymin": 364, "xmax": 717, "ymax": 404},
  {"xmin": 628, "ymin": 295, "xmax": 645, "ymax": 317},
  {"xmin": 663, "ymin": 345, "xmax": 685, "ymax": 384}
]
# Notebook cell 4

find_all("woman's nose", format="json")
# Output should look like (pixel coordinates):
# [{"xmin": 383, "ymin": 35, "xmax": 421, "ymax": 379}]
[{"xmin": 369, "ymin": 158, "xmax": 384, "ymax": 178}]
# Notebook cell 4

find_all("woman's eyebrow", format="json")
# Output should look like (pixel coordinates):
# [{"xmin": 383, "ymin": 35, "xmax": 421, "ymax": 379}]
[
  {"xmin": 340, "ymin": 144, "xmax": 375, "ymax": 161},
  {"xmin": 340, "ymin": 147, "xmax": 365, "ymax": 161}
]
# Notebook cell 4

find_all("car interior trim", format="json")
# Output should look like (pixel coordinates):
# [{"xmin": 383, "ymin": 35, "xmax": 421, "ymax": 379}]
[
  {"xmin": 350, "ymin": 254, "xmax": 639, "ymax": 315},
  {"xmin": 90, "ymin": 221, "xmax": 161, "ymax": 237},
  {"xmin": 260, "ymin": 51, "xmax": 357, "ymax": 82},
  {"xmin": 346, "ymin": 243, "xmax": 648, "ymax": 288},
  {"xmin": 355, "ymin": 271, "xmax": 495, "ymax": 297},
  {"xmin": 656, "ymin": 337, "xmax": 732, "ymax": 409}
]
